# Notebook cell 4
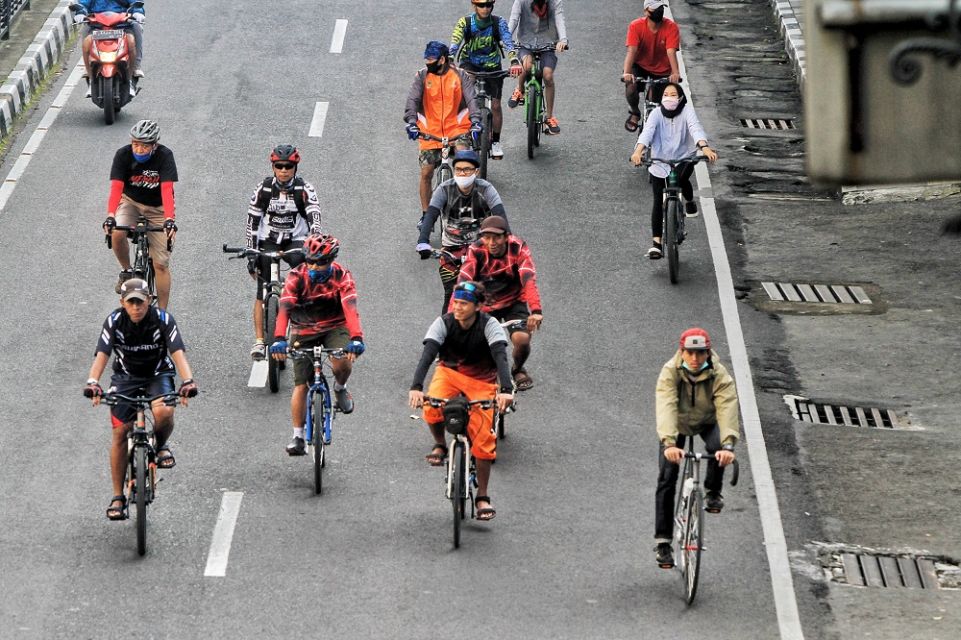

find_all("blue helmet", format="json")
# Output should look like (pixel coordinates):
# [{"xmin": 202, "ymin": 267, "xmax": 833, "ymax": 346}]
[{"xmin": 453, "ymin": 149, "xmax": 480, "ymax": 167}]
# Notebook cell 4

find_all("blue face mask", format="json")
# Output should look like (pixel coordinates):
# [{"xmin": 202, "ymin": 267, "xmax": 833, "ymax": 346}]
[
  {"xmin": 681, "ymin": 359, "xmax": 710, "ymax": 372},
  {"xmin": 308, "ymin": 266, "xmax": 332, "ymax": 283},
  {"xmin": 132, "ymin": 150, "xmax": 153, "ymax": 163}
]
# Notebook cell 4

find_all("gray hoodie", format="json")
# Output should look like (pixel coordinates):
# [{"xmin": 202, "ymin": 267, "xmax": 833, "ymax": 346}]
[{"xmin": 508, "ymin": 0, "xmax": 568, "ymax": 48}]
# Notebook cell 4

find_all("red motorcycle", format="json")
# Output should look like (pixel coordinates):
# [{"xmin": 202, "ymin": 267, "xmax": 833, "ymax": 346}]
[{"xmin": 70, "ymin": 2, "xmax": 143, "ymax": 124}]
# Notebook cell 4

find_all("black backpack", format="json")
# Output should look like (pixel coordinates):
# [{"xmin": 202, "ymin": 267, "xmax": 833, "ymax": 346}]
[
  {"xmin": 254, "ymin": 176, "xmax": 308, "ymax": 218},
  {"xmin": 443, "ymin": 396, "xmax": 471, "ymax": 435},
  {"xmin": 462, "ymin": 14, "xmax": 503, "ymax": 49}
]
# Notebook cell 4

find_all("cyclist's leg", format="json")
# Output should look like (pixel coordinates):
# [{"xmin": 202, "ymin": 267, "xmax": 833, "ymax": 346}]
[
  {"xmin": 541, "ymin": 51, "xmax": 559, "ymax": 118},
  {"xmin": 323, "ymin": 327, "xmax": 353, "ymax": 392},
  {"xmin": 438, "ymin": 250, "xmax": 462, "ymax": 314},
  {"xmin": 490, "ymin": 76, "xmax": 505, "ymax": 140},
  {"xmin": 112, "ymin": 197, "xmax": 139, "ymax": 270},
  {"xmin": 423, "ymin": 366, "xmax": 461, "ymax": 459},
  {"xmin": 460, "ymin": 372, "xmax": 497, "ymax": 501},
  {"xmin": 501, "ymin": 302, "xmax": 533, "ymax": 377},
  {"xmin": 419, "ymin": 149, "xmax": 440, "ymax": 214},
  {"xmin": 677, "ymin": 162, "xmax": 697, "ymax": 216},
  {"xmin": 148, "ymin": 374, "xmax": 177, "ymax": 450},
  {"xmin": 130, "ymin": 21, "xmax": 144, "ymax": 71},
  {"xmin": 252, "ymin": 249, "xmax": 271, "ymax": 342},
  {"xmin": 140, "ymin": 203, "xmax": 172, "ymax": 310},
  {"xmin": 106, "ymin": 375, "xmax": 143, "ymax": 496},
  {"xmin": 699, "ymin": 424, "xmax": 724, "ymax": 492},
  {"xmin": 290, "ymin": 333, "xmax": 323, "ymax": 433},
  {"xmin": 654, "ymin": 434, "xmax": 687, "ymax": 542},
  {"xmin": 625, "ymin": 63, "xmax": 643, "ymax": 121},
  {"xmin": 650, "ymin": 174, "xmax": 667, "ymax": 244}
]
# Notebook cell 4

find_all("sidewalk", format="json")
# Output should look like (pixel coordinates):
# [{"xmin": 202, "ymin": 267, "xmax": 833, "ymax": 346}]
[{"xmin": 770, "ymin": 0, "xmax": 807, "ymax": 86}]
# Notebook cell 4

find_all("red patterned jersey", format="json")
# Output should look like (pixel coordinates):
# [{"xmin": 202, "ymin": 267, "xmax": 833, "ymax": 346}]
[
  {"xmin": 456, "ymin": 236, "xmax": 542, "ymax": 314},
  {"xmin": 275, "ymin": 262, "xmax": 363, "ymax": 339}
]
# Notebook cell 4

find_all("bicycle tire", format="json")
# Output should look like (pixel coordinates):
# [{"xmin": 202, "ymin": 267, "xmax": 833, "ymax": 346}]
[
  {"xmin": 266, "ymin": 295, "xmax": 280, "ymax": 393},
  {"xmin": 134, "ymin": 445, "xmax": 148, "ymax": 556},
  {"xmin": 526, "ymin": 85, "xmax": 538, "ymax": 159},
  {"xmin": 312, "ymin": 395, "xmax": 325, "ymax": 495},
  {"xmin": 683, "ymin": 490, "xmax": 704, "ymax": 605},
  {"xmin": 434, "ymin": 161, "xmax": 453, "ymax": 192},
  {"xmin": 479, "ymin": 109, "xmax": 492, "ymax": 180},
  {"xmin": 451, "ymin": 441, "xmax": 465, "ymax": 548},
  {"xmin": 665, "ymin": 198, "xmax": 680, "ymax": 284}
]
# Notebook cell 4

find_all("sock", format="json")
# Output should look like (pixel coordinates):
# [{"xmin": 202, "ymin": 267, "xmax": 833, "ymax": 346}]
[
  {"xmin": 293, "ymin": 427, "xmax": 305, "ymax": 439},
  {"xmin": 492, "ymin": 132, "xmax": 501, "ymax": 143},
  {"xmin": 333, "ymin": 382, "xmax": 346, "ymax": 392}
]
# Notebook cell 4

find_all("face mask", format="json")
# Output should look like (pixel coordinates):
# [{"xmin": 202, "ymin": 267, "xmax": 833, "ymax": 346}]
[
  {"xmin": 649, "ymin": 6, "xmax": 665, "ymax": 23},
  {"xmin": 454, "ymin": 174, "xmax": 476, "ymax": 189},
  {"xmin": 426, "ymin": 61, "xmax": 445, "ymax": 74},
  {"xmin": 308, "ymin": 266, "xmax": 332, "ymax": 284},
  {"xmin": 661, "ymin": 96, "xmax": 680, "ymax": 110},
  {"xmin": 682, "ymin": 359, "xmax": 710, "ymax": 372},
  {"xmin": 132, "ymin": 151, "xmax": 153, "ymax": 163}
]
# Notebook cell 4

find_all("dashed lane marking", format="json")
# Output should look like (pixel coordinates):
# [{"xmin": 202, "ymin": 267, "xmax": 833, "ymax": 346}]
[
  {"xmin": 309, "ymin": 101, "xmax": 329, "ymax": 138},
  {"xmin": 204, "ymin": 491, "xmax": 244, "ymax": 577},
  {"xmin": 330, "ymin": 19, "xmax": 348, "ymax": 54}
]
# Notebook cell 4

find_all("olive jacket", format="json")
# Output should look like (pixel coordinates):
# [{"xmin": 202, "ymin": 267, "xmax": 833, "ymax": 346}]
[{"xmin": 655, "ymin": 349, "xmax": 740, "ymax": 447}]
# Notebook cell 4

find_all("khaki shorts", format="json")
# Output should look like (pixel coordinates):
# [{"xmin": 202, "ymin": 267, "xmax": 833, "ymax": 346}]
[
  {"xmin": 291, "ymin": 328, "xmax": 351, "ymax": 385},
  {"xmin": 418, "ymin": 134, "xmax": 474, "ymax": 167},
  {"xmin": 116, "ymin": 195, "xmax": 173, "ymax": 267}
]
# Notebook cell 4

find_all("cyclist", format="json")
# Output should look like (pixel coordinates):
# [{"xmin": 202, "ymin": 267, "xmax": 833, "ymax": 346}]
[
  {"xmin": 629, "ymin": 82, "xmax": 717, "ymax": 259},
  {"xmin": 269, "ymin": 234, "xmax": 366, "ymax": 456},
  {"xmin": 73, "ymin": 0, "xmax": 145, "ymax": 97},
  {"xmin": 507, "ymin": 0, "xmax": 569, "ymax": 135},
  {"xmin": 83, "ymin": 278, "xmax": 198, "ymax": 521},
  {"xmin": 653, "ymin": 328, "xmax": 739, "ymax": 568},
  {"xmin": 450, "ymin": 0, "xmax": 524, "ymax": 158},
  {"xmin": 414, "ymin": 149, "xmax": 509, "ymax": 313},
  {"xmin": 456, "ymin": 216, "xmax": 543, "ymax": 390},
  {"xmin": 621, "ymin": 0, "xmax": 680, "ymax": 133},
  {"xmin": 404, "ymin": 40, "xmax": 482, "ymax": 230},
  {"xmin": 409, "ymin": 281, "xmax": 515, "ymax": 521},
  {"xmin": 245, "ymin": 145, "xmax": 322, "ymax": 360},
  {"xmin": 104, "ymin": 119, "xmax": 178, "ymax": 309}
]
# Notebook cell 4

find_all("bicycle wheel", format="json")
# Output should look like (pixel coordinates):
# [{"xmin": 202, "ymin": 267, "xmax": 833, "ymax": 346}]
[
  {"xmin": 451, "ymin": 441, "xmax": 465, "ymax": 548},
  {"xmin": 479, "ymin": 108, "xmax": 492, "ymax": 180},
  {"xmin": 683, "ymin": 490, "xmax": 704, "ymax": 605},
  {"xmin": 312, "ymin": 394, "xmax": 325, "ymax": 495},
  {"xmin": 266, "ymin": 295, "xmax": 280, "ymax": 393},
  {"xmin": 664, "ymin": 199, "xmax": 681, "ymax": 284},
  {"xmin": 433, "ymin": 161, "xmax": 453, "ymax": 192},
  {"xmin": 133, "ymin": 446, "xmax": 148, "ymax": 556},
  {"xmin": 526, "ymin": 85, "xmax": 538, "ymax": 159}
]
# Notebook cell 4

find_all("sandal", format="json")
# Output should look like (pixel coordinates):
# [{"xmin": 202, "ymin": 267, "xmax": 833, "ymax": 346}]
[
  {"xmin": 475, "ymin": 496, "xmax": 496, "ymax": 521},
  {"xmin": 512, "ymin": 368, "xmax": 534, "ymax": 391},
  {"xmin": 624, "ymin": 111, "xmax": 641, "ymax": 133},
  {"xmin": 155, "ymin": 445, "xmax": 176, "ymax": 469},
  {"xmin": 426, "ymin": 443, "xmax": 448, "ymax": 466},
  {"xmin": 106, "ymin": 495, "xmax": 128, "ymax": 521}
]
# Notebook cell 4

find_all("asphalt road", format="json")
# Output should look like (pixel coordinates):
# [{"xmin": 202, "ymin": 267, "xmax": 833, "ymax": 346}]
[{"xmin": 0, "ymin": 1, "xmax": 786, "ymax": 638}]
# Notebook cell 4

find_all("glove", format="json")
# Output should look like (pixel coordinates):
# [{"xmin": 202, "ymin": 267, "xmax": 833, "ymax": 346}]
[
  {"xmin": 179, "ymin": 378, "xmax": 198, "ymax": 398},
  {"xmin": 509, "ymin": 59, "xmax": 523, "ymax": 77},
  {"xmin": 163, "ymin": 219, "xmax": 178, "ymax": 234},
  {"xmin": 246, "ymin": 257, "xmax": 258, "ymax": 274},
  {"xmin": 469, "ymin": 122, "xmax": 483, "ymax": 144},
  {"xmin": 406, "ymin": 123, "xmax": 420, "ymax": 141},
  {"xmin": 73, "ymin": 14, "xmax": 87, "ymax": 24},
  {"xmin": 345, "ymin": 339, "xmax": 366, "ymax": 356},
  {"xmin": 83, "ymin": 382, "xmax": 103, "ymax": 398},
  {"xmin": 416, "ymin": 242, "xmax": 432, "ymax": 259},
  {"xmin": 130, "ymin": 13, "xmax": 145, "ymax": 23},
  {"xmin": 103, "ymin": 216, "xmax": 116, "ymax": 233},
  {"xmin": 269, "ymin": 339, "xmax": 288, "ymax": 355}
]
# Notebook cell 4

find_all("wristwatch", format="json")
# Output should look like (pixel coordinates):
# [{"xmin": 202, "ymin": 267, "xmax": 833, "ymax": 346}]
[{"xmin": 721, "ymin": 444, "xmax": 735, "ymax": 452}]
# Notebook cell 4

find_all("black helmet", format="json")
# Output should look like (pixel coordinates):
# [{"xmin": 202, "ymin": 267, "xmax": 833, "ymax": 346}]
[{"xmin": 270, "ymin": 144, "xmax": 301, "ymax": 164}]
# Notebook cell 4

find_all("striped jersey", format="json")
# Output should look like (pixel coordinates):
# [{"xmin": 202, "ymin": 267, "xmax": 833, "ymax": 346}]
[{"xmin": 96, "ymin": 307, "xmax": 185, "ymax": 377}]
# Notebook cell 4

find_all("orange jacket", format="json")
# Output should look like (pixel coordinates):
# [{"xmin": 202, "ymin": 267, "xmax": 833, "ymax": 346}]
[{"xmin": 404, "ymin": 67, "xmax": 480, "ymax": 150}]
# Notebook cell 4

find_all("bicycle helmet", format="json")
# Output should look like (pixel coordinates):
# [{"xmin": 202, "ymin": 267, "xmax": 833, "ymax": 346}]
[
  {"xmin": 679, "ymin": 327, "xmax": 711, "ymax": 351},
  {"xmin": 129, "ymin": 119, "xmax": 160, "ymax": 143},
  {"xmin": 452, "ymin": 280, "xmax": 486, "ymax": 304},
  {"xmin": 303, "ymin": 233, "xmax": 340, "ymax": 263},
  {"xmin": 270, "ymin": 144, "xmax": 301, "ymax": 165}
]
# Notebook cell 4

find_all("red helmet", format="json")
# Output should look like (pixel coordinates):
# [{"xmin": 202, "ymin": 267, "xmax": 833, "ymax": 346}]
[
  {"xmin": 303, "ymin": 233, "xmax": 340, "ymax": 263},
  {"xmin": 679, "ymin": 327, "xmax": 711, "ymax": 351},
  {"xmin": 270, "ymin": 144, "xmax": 301, "ymax": 164}
]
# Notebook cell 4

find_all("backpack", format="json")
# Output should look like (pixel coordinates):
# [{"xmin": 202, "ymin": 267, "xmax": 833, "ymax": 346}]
[
  {"xmin": 443, "ymin": 396, "xmax": 471, "ymax": 435},
  {"xmin": 463, "ymin": 14, "xmax": 503, "ymax": 48},
  {"xmin": 254, "ymin": 176, "xmax": 308, "ymax": 219}
]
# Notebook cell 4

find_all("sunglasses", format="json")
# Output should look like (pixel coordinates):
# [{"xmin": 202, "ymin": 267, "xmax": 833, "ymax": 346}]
[
  {"xmin": 475, "ymin": 2, "xmax": 494, "ymax": 7},
  {"xmin": 307, "ymin": 259, "xmax": 333, "ymax": 267},
  {"xmin": 273, "ymin": 163, "xmax": 295, "ymax": 170}
]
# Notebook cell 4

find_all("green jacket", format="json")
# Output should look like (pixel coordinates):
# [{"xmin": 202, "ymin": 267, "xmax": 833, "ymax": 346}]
[{"xmin": 655, "ymin": 349, "xmax": 740, "ymax": 447}]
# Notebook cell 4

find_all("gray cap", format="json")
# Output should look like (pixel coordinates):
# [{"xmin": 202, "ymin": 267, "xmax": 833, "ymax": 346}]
[{"xmin": 120, "ymin": 278, "xmax": 151, "ymax": 302}]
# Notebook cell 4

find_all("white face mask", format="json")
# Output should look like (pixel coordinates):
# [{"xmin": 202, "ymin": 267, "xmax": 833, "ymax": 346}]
[
  {"xmin": 454, "ymin": 174, "xmax": 476, "ymax": 189},
  {"xmin": 661, "ymin": 96, "xmax": 680, "ymax": 110}
]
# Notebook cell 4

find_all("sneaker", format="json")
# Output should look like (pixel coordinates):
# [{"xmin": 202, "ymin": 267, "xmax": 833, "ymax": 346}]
[
  {"xmin": 84, "ymin": 83, "xmax": 92, "ymax": 99},
  {"xmin": 646, "ymin": 242, "xmax": 662, "ymax": 260},
  {"xmin": 334, "ymin": 387, "xmax": 354, "ymax": 414},
  {"xmin": 655, "ymin": 543, "xmax": 674, "ymax": 568},
  {"xmin": 129, "ymin": 81, "xmax": 137, "ymax": 98},
  {"xmin": 285, "ymin": 436, "xmax": 306, "ymax": 456},
  {"xmin": 114, "ymin": 269, "xmax": 134, "ymax": 294},
  {"xmin": 250, "ymin": 340, "xmax": 266, "ymax": 361},
  {"xmin": 705, "ymin": 491, "xmax": 724, "ymax": 513},
  {"xmin": 507, "ymin": 88, "xmax": 524, "ymax": 109},
  {"xmin": 685, "ymin": 200, "xmax": 699, "ymax": 217},
  {"xmin": 490, "ymin": 141, "xmax": 504, "ymax": 159},
  {"xmin": 133, "ymin": 69, "xmax": 145, "ymax": 79},
  {"xmin": 544, "ymin": 116, "xmax": 561, "ymax": 135}
]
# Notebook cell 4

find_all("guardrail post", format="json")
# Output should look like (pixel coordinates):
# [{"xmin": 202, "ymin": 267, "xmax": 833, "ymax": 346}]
[{"xmin": 1, "ymin": 1, "xmax": 11, "ymax": 42}]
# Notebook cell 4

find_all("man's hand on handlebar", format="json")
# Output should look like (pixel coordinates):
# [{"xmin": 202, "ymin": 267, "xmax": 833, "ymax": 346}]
[
  {"xmin": 526, "ymin": 313, "xmax": 543, "ymax": 332},
  {"xmin": 663, "ymin": 446, "xmax": 684, "ymax": 464},
  {"xmin": 496, "ymin": 392, "xmax": 514, "ymax": 413},
  {"xmin": 408, "ymin": 389, "xmax": 425, "ymax": 410},
  {"xmin": 406, "ymin": 123, "xmax": 420, "ymax": 141},
  {"xmin": 178, "ymin": 378, "xmax": 198, "ymax": 406},
  {"xmin": 715, "ymin": 449, "xmax": 735, "ymax": 467},
  {"xmin": 630, "ymin": 145, "xmax": 647, "ymax": 167},
  {"xmin": 416, "ymin": 242, "xmax": 433, "ymax": 259},
  {"xmin": 269, "ymin": 339, "xmax": 288, "ymax": 361},
  {"xmin": 509, "ymin": 59, "xmax": 523, "ymax": 77},
  {"xmin": 84, "ymin": 381, "xmax": 104, "ymax": 406},
  {"xmin": 556, "ymin": 40, "xmax": 568, "ymax": 53},
  {"xmin": 103, "ymin": 216, "xmax": 116, "ymax": 234}
]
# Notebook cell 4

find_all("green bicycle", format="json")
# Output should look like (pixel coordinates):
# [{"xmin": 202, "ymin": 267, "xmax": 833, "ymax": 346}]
[{"xmin": 521, "ymin": 43, "xmax": 566, "ymax": 159}]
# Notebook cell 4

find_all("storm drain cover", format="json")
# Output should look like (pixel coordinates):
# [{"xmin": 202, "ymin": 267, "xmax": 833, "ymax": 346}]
[
  {"xmin": 784, "ymin": 395, "xmax": 902, "ymax": 428},
  {"xmin": 761, "ymin": 282, "xmax": 871, "ymax": 304},
  {"xmin": 740, "ymin": 117, "xmax": 796, "ymax": 130},
  {"xmin": 817, "ymin": 544, "xmax": 961, "ymax": 589}
]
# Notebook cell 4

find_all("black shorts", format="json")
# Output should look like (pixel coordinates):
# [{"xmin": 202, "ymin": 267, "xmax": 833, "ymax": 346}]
[
  {"xmin": 461, "ymin": 63, "xmax": 505, "ymax": 100},
  {"xmin": 255, "ymin": 240, "xmax": 304, "ymax": 301},
  {"xmin": 631, "ymin": 65, "xmax": 671, "ymax": 104},
  {"xmin": 107, "ymin": 373, "xmax": 176, "ymax": 425},
  {"xmin": 488, "ymin": 301, "xmax": 530, "ymax": 334}
]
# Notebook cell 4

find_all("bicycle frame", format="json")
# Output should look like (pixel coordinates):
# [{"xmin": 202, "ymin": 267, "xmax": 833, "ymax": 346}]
[
  {"xmin": 304, "ymin": 348, "xmax": 335, "ymax": 447},
  {"xmin": 110, "ymin": 216, "xmax": 166, "ymax": 298}
]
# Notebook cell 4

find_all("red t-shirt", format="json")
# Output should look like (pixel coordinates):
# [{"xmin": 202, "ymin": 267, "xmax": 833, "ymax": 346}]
[{"xmin": 625, "ymin": 17, "xmax": 680, "ymax": 76}]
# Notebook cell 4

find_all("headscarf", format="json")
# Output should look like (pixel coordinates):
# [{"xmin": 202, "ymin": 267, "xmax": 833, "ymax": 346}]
[{"xmin": 660, "ymin": 82, "xmax": 688, "ymax": 119}]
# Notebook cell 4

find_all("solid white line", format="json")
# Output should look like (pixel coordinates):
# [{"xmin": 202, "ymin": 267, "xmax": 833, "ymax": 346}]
[
  {"xmin": 330, "ymin": 19, "xmax": 348, "ymax": 54},
  {"xmin": 203, "ymin": 491, "xmax": 244, "ymax": 577},
  {"xmin": 308, "ymin": 101, "xmax": 329, "ymax": 138},
  {"xmin": 667, "ymin": 3, "xmax": 805, "ymax": 639}
]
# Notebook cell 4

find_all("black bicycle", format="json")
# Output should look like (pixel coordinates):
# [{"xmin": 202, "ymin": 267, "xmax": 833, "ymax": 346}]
[
  {"xmin": 644, "ymin": 152, "xmax": 706, "ymax": 284},
  {"xmin": 99, "ymin": 391, "xmax": 180, "ymax": 556},
  {"xmin": 223, "ymin": 244, "xmax": 303, "ymax": 392},
  {"xmin": 108, "ymin": 216, "xmax": 170, "ymax": 299},
  {"xmin": 672, "ymin": 440, "xmax": 739, "ymax": 604},
  {"xmin": 460, "ymin": 68, "xmax": 511, "ymax": 179}
]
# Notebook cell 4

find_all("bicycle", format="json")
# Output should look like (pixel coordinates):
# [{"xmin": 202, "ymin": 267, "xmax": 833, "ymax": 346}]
[
  {"xmin": 672, "ymin": 439, "xmax": 739, "ymax": 604},
  {"xmin": 222, "ymin": 244, "xmax": 303, "ymax": 392},
  {"xmin": 99, "ymin": 391, "xmax": 180, "ymax": 556},
  {"xmin": 107, "ymin": 216, "xmax": 170, "ymax": 299},
  {"xmin": 520, "ymin": 43, "xmax": 568, "ymax": 159},
  {"xmin": 459, "ymin": 68, "xmax": 511, "ymax": 180},
  {"xmin": 621, "ymin": 74, "xmax": 678, "ymax": 133},
  {"xmin": 418, "ymin": 132, "xmax": 459, "ymax": 193},
  {"xmin": 643, "ymin": 152, "xmax": 706, "ymax": 284},
  {"xmin": 423, "ymin": 395, "xmax": 500, "ymax": 549},
  {"xmin": 287, "ymin": 345, "xmax": 347, "ymax": 495}
]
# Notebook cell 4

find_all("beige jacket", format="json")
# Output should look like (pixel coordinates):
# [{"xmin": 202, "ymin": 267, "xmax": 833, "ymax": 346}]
[{"xmin": 655, "ymin": 350, "xmax": 740, "ymax": 447}]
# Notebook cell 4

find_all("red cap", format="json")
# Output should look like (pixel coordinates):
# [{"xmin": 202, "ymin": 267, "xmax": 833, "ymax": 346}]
[{"xmin": 679, "ymin": 327, "xmax": 711, "ymax": 350}]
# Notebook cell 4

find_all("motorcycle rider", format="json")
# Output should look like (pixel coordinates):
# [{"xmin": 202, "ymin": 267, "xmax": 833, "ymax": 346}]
[{"xmin": 73, "ymin": 1, "xmax": 145, "ymax": 98}]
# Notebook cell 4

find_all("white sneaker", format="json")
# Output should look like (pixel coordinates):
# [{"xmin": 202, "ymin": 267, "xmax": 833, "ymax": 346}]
[
  {"xmin": 133, "ymin": 69, "xmax": 145, "ymax": 79},
  {"xmin": 490, "ymin": 141, "xmax": 504, "ymax": 159},
  {"xmin": 84, "ymin": 86, "xmax": 92, "ymax": 98},
  {"xmin": 129, "ymin": 82, "xmax": 137, "ymax": 98}
]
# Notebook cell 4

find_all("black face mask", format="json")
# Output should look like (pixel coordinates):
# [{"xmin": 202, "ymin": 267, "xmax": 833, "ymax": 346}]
[
  {"xmin": 426, "ymin": 60, "xmax": 447, "ymax": 75},
  {"xmin": 649, "ymin": 6, "xmax": 665, "ymax": 23}
]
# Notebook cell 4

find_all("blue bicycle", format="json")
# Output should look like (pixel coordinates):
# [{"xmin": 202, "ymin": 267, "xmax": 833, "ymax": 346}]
[{"xmin": 288, "ymin": 345, "xmax": 345, "ymax": 494}]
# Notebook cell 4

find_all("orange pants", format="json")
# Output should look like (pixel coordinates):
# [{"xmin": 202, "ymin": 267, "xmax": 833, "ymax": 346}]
[{"xmin": 424, "ymin": 366, "xmax": 498, "ymax": 461}]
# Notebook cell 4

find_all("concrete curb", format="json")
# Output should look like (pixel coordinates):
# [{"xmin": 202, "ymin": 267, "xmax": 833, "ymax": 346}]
[
  {"xmin": 769, "ymin": 1, "xmax": 806, "ymax": 90},
  {"xmin": 0, "ymin": 0, "xmax": 73, "ymax": 139}
]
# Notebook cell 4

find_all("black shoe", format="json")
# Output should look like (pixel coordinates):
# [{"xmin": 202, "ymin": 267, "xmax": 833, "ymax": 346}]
[
  {"xmin": 685, "ymin": 200, "xmax": 699, "ymax": 217},
  {"xmin": 114, "ymin": 269, "xmax": 135, "ymax": 294},
  {"xmin": 655, "ymin": 543, "xmax": 674, "ymax": 568},
  {"xmin": 334, "ymin": 387, "xmax": 354, "ymax": 414},
  {"xmin": 646, "ymin": 242, "xmax": 662, "ymax": 260},
  {"xmin": 285, "ymin": 436, "xmax": 306, "ymax": 456},
  {"xmin": 705, "ymin": 491, "xmax": 724, "ymax": 513}
]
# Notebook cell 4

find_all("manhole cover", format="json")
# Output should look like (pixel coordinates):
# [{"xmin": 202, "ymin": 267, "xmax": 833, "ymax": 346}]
[
  {"xmin": 816, "ymin": 544, "xmax": 961, "ymax": 590},
  {"xmin": 762, "ymin": 282, "xmax": 871, "ymax": 304},
  {"xmin": 740, "ymin": 117, "xmax": 796, "ymax": 130},
  {"xmin": 748, "ymin": 281, "xmax": 885, "ymax": 315},
  {"xmin": 784, "ymin": 395, "xmax": 904, "ymax": 428}
]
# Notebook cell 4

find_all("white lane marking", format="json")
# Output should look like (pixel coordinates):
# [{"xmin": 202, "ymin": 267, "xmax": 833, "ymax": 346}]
[
  {"xmin": 0, "ymin": 61, "xmax": 84, "ymax": 211},
  {"xmin": 330, "ymin": 19, "xmax": 348, "ymax": 54},
  {"xmin": 247, "ymin": 360, "xmax": 268, "ymax": 387},
  {"xmin": 204, "ymin": 491, "xmax": 244, "ymax": 577},
  {"xmin": 308, "ymin": 101, "xmax": 329, "ymax": 138},
  {"xmin": 667, "ymin": 3, "xmax": 805, "ymax": 639}
]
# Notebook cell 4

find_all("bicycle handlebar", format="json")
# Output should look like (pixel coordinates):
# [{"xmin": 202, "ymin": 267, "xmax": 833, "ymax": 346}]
[
  {"xmin": 222, "ymin": 244, "xmax": 305, "ymax": 260},
  {"xmin": 500, "ymin": 318, "xmax": 528, "ymax": 331},
  {"xmin": 683, "ymin": 451, "xmax": 740, "ymax": 487},
  {"xmin": 423, "ymin": 396, "xmax": 495, "ymax": 410},
  {"xmin": 288, "ymin": 346, "xmax": 347, "ymax": 360},
  {"xmin": 645, "ymin": 152, "xmax": 707, "ymax": 167},
  {"xmin": 106, "ymin": 222, "xmax": 171, "ymax": 251},
  {"xmin": 460, "ymin": 68, "xmax": 513, "ymax": 79},
  {"xmin": 100, "ymin": 391, "xmax": 180, "ymax": 407},
  {"xmin": 620, "ymin": 75, "xmax": 680, "ymax": 84},
  {"xmin": 526, "ymin": 42, "xmax": 569, "ymax": 53}
]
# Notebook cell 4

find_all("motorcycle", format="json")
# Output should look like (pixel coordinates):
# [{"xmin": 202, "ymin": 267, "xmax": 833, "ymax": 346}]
[{"xmin": 70, "ymin": 2, "xmax": 144, "ymax": 125}]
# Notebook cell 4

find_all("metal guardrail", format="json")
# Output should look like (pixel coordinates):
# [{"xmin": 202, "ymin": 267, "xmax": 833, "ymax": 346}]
[{"xmin": 1, "ymin": 0, "xmax": 32, "ymax": 41}]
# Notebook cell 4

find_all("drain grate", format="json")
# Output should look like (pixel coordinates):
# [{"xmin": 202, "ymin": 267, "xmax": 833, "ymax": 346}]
[
  {"xmin": 761, "ymin": 282, "xmax": 872, "ymax": 304},
  {"xmin": 840, "ymin": 553, "xmax": 939, "ymax": 589},
  {"xmin": 740, "ymin": 117, "xmax": 796, "ymax": 130},
  {"xmin": 784, "ymin": 396, "xmax": 900, "ymax": 428}
]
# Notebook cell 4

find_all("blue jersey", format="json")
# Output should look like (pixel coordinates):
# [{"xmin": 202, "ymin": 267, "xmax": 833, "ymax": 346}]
[{"xmin": 450, "ymin": 14, "xmax": 517, "ymax": 70}]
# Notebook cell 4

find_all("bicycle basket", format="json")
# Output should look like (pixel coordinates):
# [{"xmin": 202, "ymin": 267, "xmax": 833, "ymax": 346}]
[{"xmin": 443, "ymin": 396, "xmax": 470, "ymax": 436}]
